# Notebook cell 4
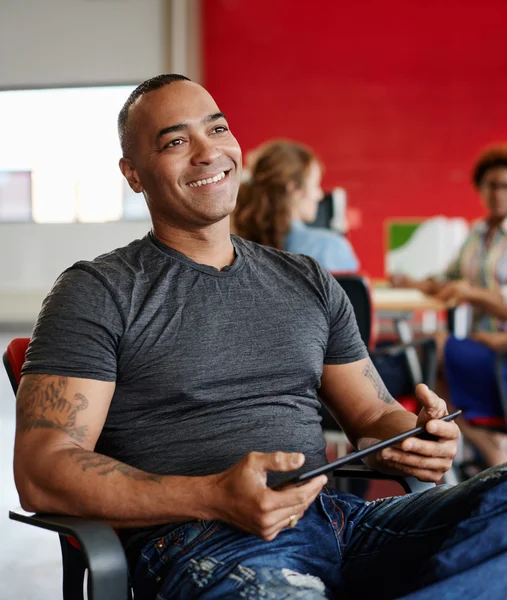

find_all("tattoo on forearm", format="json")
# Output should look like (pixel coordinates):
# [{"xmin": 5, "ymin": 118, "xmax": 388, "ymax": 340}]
[
  {"xmin": 68, "ymin": 448, "xmax": 163, "ymax": 483},
  {"xmin": 17, "ymin": 375, "xmax": 89, "ymax": 442},
  {"xmin": 362, "ymin": 359, "xmax": 395, "ymax": 404}
]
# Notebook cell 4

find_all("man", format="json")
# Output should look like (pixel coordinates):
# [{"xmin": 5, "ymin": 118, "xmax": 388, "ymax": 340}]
[{"xmin": 14, "ymin": 75, "xmax": 507, "ymax": 599}]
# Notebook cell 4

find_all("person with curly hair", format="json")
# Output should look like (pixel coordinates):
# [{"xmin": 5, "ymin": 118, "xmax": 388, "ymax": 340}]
[
  {"xmin": 233, "ymin": 140, "xmax": 359, "ymax": 271},
  {"xmin": 391, "ymin": 144, "xmax": 507, "ymax": 468}
]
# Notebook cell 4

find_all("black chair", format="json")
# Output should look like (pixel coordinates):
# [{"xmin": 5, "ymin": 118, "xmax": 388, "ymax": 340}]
[
  {"xmin": 308, "ymin": 191, "xmax": 334, "ymax": 230},
  {"xmin": 4, "ymin": 337, "xmax": 434, "ymax": 599},
  {"xmin": 4, "ymin": 338, "xmax": 130, "ymax": 600},
  {"xmin": 333, "ymin": 272, "xmax": 438, "ymax": 398}
]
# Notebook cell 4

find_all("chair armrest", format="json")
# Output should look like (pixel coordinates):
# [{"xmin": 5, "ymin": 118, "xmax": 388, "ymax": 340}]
[
  {"xmin": 9, "ymin": 507, "xmax": 129, "ymax": 600},
  {"xmin": 333, "ymin": 464, "xmax": 435, "ymax": 494}
]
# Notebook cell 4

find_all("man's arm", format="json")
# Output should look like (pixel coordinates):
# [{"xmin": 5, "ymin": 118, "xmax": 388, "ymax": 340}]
[
  {"xmin": 14, "ymin": 373, "xmax": 325, "ymax": 540},
  {"xmin": 319, "ymin": 358, "xmax": 459, "ymax": 482}
]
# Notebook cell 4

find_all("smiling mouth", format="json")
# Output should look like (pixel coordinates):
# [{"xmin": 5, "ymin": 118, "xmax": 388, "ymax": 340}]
[{"xmin": 187, "ymin": 170, "xmax": 229, "ymax": 188}]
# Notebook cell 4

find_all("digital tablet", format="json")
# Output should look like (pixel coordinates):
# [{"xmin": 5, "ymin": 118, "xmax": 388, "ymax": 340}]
[{"xmin": 271, "ymin": 409, "xmax": 461, "ymax": 490}]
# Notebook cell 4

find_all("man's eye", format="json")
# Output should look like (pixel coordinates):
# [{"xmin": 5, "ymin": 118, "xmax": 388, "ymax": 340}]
[
  {"xmin": 213, "ymin": 126, "xmax": 228, "ymax": 134},
  {"xmin": 164, "ymin": 139, "xmax": 183, "ymax": 149}
]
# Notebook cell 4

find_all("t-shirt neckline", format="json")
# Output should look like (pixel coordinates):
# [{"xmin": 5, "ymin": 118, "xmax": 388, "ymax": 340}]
[{"xmin": 148, "ymin": 231, "xmax": 244, "ymax": 277}]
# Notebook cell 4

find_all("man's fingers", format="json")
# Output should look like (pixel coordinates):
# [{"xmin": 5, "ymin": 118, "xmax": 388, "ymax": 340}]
[
  {"xmin": 381, "ymin": 462, "xmax": 445, "ymax": 483},
  {"xmin": 402, "ymin": 439, "xmax": 457, "ymax": 459},
  {"xmin": 251, "ymin": 451, "xmax": 305, "ymax": 473},
  {"xmin": 271, "ymin": 475, "xmax": 327, "ymax": 506},
  {"xmin": 382, "ymin": 448, "xmax": 454, "ymax": 470},
  {"xmin": 424, "ymin": 419, "xmax": 460, "ymax": 440},
  {"xmin": 405, "ymin": 420, "xmax": 460, "ymax": 448},
  {"xmin": 415, "ymin": 384, "xmax": 447, "ymax": 418},
  {"xmin": 392, "ymin": 438, "xmax": 457, "ymax": 459},
  {"xmin": 261, "ymin": 509, "xmax": 306, "ymax": 541},
  {"xmin": 257, "ymin": 476, "xmax": 326, "ymax": 540}
]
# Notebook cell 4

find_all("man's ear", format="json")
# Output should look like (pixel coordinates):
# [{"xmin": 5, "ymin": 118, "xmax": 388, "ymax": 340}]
[{"xmin": 119, "ymin": 158, "xmax": 143, "ymax": 193}]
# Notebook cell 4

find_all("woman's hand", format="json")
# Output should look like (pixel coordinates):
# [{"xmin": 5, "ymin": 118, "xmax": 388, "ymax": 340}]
[
  {"xmin": 388, "ymin": 274, "xmax": 411, "ymax": 288},
  {"xmin": 435, "ymin": 280, "xmax": 475, "ymax": 306},
  {"xmin": 379, "ymin": 385, "xmax": 460, "ymax": 483}
]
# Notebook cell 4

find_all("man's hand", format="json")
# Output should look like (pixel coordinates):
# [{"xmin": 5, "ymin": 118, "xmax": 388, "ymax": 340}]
[
  {"xmin": 470, "ymin": 331, "xmax": 507, "ymax": 352},
  {"xmin": 435, "ymin": 280, "xmax": 474, "ymax": 307},
  {"xmin": 208, "ymin": 451, "xmax": 327, "ymax": 541},
  {"xmin": 379, "ymin": 384, "xmax": 460, "ymax": 483}
]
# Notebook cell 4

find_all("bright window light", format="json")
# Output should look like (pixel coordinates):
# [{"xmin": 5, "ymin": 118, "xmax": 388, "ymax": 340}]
[{"xmin": 0, "ymin": 85, "xmax": 144, "ymax": 223}]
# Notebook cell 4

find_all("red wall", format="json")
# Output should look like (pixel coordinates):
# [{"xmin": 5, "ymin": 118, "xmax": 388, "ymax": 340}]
[{"xmin": 202, "ymin": 0, "xmax": 507, "ymax": 277}]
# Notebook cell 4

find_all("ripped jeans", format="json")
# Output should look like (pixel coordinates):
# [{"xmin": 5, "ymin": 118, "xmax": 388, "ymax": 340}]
[{"xmin": 131, "ymin": 465, "xmax": 507, "ymax": 600}]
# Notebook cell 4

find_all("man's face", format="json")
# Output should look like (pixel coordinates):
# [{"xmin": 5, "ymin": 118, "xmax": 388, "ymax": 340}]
[
  {"xmin": 479, "ymin": 167, "xmax": 507, "ymax": 219},
  {"xmin": 121, "ymin": 81, "xmax": 242, "ymax": 228}
]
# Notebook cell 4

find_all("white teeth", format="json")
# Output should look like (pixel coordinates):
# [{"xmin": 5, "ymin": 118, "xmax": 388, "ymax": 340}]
[{"xmin": 188, "ymin": 171, "xmax": 226, "ymax": 188}]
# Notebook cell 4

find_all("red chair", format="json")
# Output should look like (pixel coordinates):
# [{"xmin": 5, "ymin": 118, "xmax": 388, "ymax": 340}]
[{"xmin": 3, "ymin": 338, "xmax": 130, "ymax": 600}]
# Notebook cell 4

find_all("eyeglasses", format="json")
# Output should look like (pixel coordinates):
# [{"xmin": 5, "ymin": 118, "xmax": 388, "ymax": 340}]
[{"xmin": 480, "ymin": 181, "xmax": 507, "ymax": 192}]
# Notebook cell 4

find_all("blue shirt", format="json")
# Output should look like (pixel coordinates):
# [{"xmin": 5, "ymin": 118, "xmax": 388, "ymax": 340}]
[{"xmin": 285, "ymin": 220, "xmax": 359, "ymax": 272}]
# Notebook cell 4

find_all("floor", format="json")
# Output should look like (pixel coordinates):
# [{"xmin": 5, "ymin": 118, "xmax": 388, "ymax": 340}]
[{"xmin": 0, "ymin": 331, "xmax": 62, "ymax": 600}]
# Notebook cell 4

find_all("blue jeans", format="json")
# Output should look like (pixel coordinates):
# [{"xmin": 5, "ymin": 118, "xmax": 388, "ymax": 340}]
[{"xmin": 131, "ymin": 465, "xmax": 507, "ymax": 599}]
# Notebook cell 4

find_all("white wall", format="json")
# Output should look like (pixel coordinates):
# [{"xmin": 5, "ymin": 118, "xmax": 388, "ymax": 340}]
[
  {"xmin": 0, "ymin": 0, "xmax": 166, "ymax": 87},
  {"xmin": 0, "ymin": 222, "xmax": 151, "ymax": 323}
]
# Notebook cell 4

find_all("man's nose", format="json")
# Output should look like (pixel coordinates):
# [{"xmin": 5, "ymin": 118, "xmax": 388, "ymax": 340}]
[{"xmin": 191, "ymin": 137, "xmax": 222, "ymax": 165}]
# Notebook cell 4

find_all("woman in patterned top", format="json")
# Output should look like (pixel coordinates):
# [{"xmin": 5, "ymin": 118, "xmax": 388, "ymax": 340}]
[{"xmin": 392, "ymin": 144, "xmax": 507, "ymax": 469}]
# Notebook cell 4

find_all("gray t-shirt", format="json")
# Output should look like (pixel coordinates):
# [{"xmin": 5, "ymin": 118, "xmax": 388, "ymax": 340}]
[{"xmin": 22, "ymin": 233, "xmax": 367, "ymax": 547}]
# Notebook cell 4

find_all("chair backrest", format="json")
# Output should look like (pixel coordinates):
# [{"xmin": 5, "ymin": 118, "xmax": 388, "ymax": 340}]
[
  {"xmin": 331, "ymin": 273, "xmax": 376, "ymax": 351},
  {"xmin": 3, "ymin": 337, "xmax": 30, "ymax": 394}
]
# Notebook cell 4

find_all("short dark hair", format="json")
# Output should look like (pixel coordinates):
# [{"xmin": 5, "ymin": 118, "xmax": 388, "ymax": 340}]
[
  {"xmin": 472, "ymin": 144, "xmax": 507, "ymax": 188},
  {"xmin": 118, "ymin": 73, "xmax": 191, "ymax": 157}
]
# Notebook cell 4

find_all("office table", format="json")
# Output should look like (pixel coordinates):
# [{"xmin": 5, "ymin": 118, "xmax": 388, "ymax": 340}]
[{"xmin": 372, "ymin": 287, "xmax": 446, "ymax": 313}]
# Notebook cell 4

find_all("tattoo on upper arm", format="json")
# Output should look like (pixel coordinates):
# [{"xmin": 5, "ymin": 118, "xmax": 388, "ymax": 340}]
[
  {"xmin": 68, "ymin": 448, "xmax": 162, "ymax": 483},
  {"xmin": 362, "ymin": 359, "xmax": 395, "ymax": 404},
  {"xmin": 17, "ymin": 375, "xmax": 89, "ymax": 442}
]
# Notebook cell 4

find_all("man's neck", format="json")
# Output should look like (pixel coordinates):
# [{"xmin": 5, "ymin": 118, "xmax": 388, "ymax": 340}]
[{"xmin": 151, "ymin": 218, "xmax": 236, "ymax": 270}]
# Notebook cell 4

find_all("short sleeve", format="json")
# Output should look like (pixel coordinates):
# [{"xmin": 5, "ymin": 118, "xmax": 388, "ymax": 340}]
[
  {"xmin": 317, "ymin": 268, "xmax": 369, "ymax": 364},
  {"xmin": 22, "ymin": 267, "xmax": 124, "ymax": 381}
]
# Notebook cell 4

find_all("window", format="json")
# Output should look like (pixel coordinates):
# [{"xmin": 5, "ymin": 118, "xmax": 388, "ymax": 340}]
[
  {"xmin": 0, "ymin": 171, "xmax": 32, "ymax": 221},
  {"xmin": 0, "ymin": 85, "xmax": 148, "ymax": 223}
]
